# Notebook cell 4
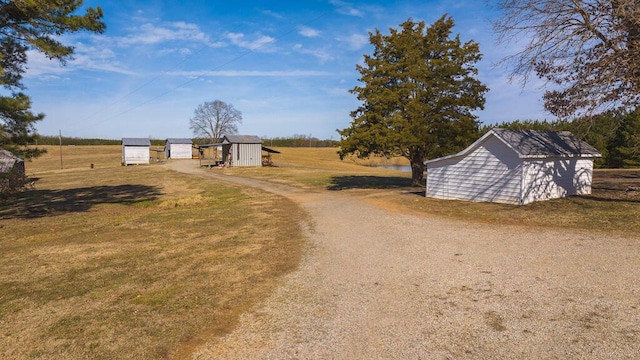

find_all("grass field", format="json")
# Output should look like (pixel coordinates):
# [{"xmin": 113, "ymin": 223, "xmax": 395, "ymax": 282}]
[
  {"xmin": 1, "ymin": 146, "xmax": 304, "ymax": 359},
  {"xmin": 1, "ymin": 145, "xmax": 638, "ymax": 359},
  {"xmin": 229, "ymin": 146, "xmax": 640, "ymax": 235}
]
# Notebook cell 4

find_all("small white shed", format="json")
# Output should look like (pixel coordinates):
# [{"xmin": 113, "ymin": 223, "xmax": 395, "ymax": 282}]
[
  {"xmin": 425, "ymin": 129, "xmax": 601, "ymax": 205},
  {"xmin": 165, "ymin": 138, "xmax": 193, "ymax": 159},
  {"xmin": 122, "ymin": 138, "xmax": 151, "ymax": 165},
  {"xmin": 221, "ymin": 135, "xmax": 262, "ymax": 167}
]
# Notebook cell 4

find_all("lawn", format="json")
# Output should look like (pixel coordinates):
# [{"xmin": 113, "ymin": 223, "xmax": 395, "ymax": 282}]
[
  {"xmin": 228, "ymin": 146, "xmax": 640, "ymax": 236},
  {"xmin": 0, "ymin": 146, "xmax": 305, "ymax": 359},
  {"xmin": 1, "ymin": 144, "xmax": 637, "ymax": 359}
]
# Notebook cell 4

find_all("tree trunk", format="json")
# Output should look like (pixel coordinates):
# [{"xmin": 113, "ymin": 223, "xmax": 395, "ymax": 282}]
[{"xmin": 410, "ymin": 154, "xmax": 425, "ymax": 187}]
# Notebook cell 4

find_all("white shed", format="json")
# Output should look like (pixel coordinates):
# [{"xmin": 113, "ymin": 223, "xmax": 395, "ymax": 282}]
[
  {"xmin": 221, "ymin": 135, "xmax": 262, "ymax": 167},
  {"xmin": 165, "ymin": 138, "xmax": 193, "ymax": 159},
  {"xmin": 425, "ymin": 129, "xmax": 601, "ymax": 205},
  {"xmin": 122, "ymin": 138, "xmax": 151, "ymax": 165}
]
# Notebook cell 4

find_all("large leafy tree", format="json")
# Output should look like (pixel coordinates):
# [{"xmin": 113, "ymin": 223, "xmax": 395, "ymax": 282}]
[
  {"xmin": 0, "ymin": 0, "xmax": 105, "ymax": 159},
  {"xmin": 189, "ymin": 100, "xmax": 242, "ymax": 144},
  {"xmin": 338, "ymin": 16, "xmax": 488, "ymax": 186},
  {"xmin": 493, "ymin": 0, "xmax": 640, "ymax": 119}
]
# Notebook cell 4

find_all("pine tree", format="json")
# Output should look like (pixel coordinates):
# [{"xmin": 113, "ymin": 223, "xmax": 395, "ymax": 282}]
[
  {"xmin": 0, "ymin": 0, "xmax": 105, "ymax": 159},
  {"xmin": 338, "ymin": 16, "xmax": 488, "ymax": 186}
]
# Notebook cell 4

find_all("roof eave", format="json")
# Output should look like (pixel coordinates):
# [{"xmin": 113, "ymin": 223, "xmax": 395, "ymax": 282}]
[{"xmin": 425, "ymin": 129, "xmax": 519, "ymax": 165}]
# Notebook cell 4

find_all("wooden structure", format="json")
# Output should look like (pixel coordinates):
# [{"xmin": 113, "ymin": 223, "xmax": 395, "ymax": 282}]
[
  {"xmin": 196, "ymin": 144, "xmax": 223, "ymax": 167},
  {"xmin": 425, "ymin": 129, "xmax": 601, "ymax": 205},
  {"xmin": 261, "ymin": 146, "xmax": 280, "ymax": 166},
  {"xmin": 165, "ymin": 138, "xmax": 193, "ymax": 159},
  {"xmin": 0, "ymin": 149, "xmax": 25, "ymax": 190},
  {"xmin": 121, "ymin": 138, "xmax": 151, "ymax": 165}
]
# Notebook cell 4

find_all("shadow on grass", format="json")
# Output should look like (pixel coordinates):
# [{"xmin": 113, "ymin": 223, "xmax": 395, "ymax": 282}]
[
  {"xmin": 327, "ymin": 175, "xmax": 414, "ymax": 190},
  {"xmin": 0, "ymin": 184, "xmax": 163, "ymax": 219}
]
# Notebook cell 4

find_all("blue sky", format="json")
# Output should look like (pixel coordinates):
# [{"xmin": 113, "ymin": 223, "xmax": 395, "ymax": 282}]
[{"xmin": 23, "ymin": 0, "xmax": 548, "ymax": 140}]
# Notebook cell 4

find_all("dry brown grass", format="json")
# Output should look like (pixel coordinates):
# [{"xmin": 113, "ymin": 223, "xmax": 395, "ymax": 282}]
[
  {"xmin": 227, "ymin": 147, "xmax": 640, "ymax": 236},
  {"xmin": 2, "ymin": 145, "xmax": 638, "ymax": 359},
  {"xmin": 0, "ymin": 146, "xmax": 304, "ymax": 359}
]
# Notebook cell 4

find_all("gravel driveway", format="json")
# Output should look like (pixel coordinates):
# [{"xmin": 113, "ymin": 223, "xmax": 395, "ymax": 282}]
[{"xmin": 168, "ymin": 161, "xmax": 640, "ymax": 359}]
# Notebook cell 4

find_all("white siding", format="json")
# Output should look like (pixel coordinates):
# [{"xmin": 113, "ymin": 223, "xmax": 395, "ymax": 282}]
[
  {"xmin": 230, "ymin": 143, "xmax": 262, "ymax": 167},
  {"xmin": 167, "ymin": 144, "xmax": 192, "ymax": 159},
  {"xmin": 122, "ymin": 146, "xmax": 150, "ymax": 165},
  {"xmin": 426, "ymin": 136, "xmax": 523, "ymax": 205},
  {"xmin": 521, "ymin": 158, "xmax": 594, "ymax": 204}
]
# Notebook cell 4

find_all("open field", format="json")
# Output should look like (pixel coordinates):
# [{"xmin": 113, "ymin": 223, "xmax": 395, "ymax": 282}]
[
  {"xmin": 1, "ymin": 145, "xmax": 638, "ymax": 358},
  {"xmin": 0, "ymin": 146, "xmax": 304, "ymax": 359},
  {"xmin": 228, "ymin": 146, "xmax": 640, "ymax": 236}
]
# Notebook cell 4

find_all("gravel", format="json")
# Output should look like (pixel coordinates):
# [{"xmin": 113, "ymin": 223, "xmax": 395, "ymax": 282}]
[{"xmin": 169, "ymin": 161, "xmax": 640, "ymax": 359}]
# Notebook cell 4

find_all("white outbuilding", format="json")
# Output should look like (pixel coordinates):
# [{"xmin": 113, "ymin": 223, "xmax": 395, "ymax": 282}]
[
  {"xmin": 425, "ymin": 128, "xmax": 602, "ymax": 205},
  {"xmin": 121, "ymin": 138, "xmax": 151, "ymax": 165},
  {"xmin": 165, "ymin": 138, "xmax": 193, "ymax": 159}
]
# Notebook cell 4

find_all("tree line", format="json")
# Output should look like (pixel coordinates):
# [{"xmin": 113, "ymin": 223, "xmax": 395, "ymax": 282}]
[{"xmin": 35, "ymin": 135, "xmax": 337, "ymax": 148}]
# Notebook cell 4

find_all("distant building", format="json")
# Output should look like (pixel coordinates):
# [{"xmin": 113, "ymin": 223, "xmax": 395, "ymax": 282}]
[
  {"xmin": 165, "ymin": 138, "xmax": 193, "ymax": 159},
  {"xmin": 121, "ymin": 138, "xmax": 150, "ymax": 165},
  {"xmin": 221, "ymin": 135, "xmax": 263, "ymax": 167},
  {"xmin": 425, "ymin": 129, "xmax": 602, "ymax": 205}
]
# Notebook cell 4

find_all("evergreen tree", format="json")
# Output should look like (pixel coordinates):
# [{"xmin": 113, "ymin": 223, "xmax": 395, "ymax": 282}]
[
  {"xmin": 0, "ymin": 0, "xmax": 105, "ymax": 159},
  {"xmin": 607, "ymin": 111, "xmax": 640, "ymax": 168},
  {"xmin": 338, "ymin": 16, "xmax": 488, "ymax": 186}
]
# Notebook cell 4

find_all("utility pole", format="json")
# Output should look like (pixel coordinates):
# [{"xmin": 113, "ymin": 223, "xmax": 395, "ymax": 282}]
[{"xmin": 59, "ymin": 129, "xmax": 63, "ymax": 169}]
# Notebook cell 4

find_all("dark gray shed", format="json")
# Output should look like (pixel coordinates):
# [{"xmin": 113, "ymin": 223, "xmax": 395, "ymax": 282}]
[{"xmin": 221, "ymin": 135, "xmax": 262, "ymax": 167}]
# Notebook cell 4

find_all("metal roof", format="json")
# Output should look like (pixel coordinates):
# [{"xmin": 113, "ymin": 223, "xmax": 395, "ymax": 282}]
[
  {"xmin": 166, "ymin": 138, "xmax": 192, "ymax": 144},
  {"xmin": 426, "ymin": 128, "xmax": 601, "ymax": 165},
  {"xmin": 492, "ymin": 129, "xmax": 602, "ymax": 158},
  {"xmin": 122, "ymin": 138, "xmax": 151, "ymax": 146},
  {"xmin": 261, "ymin": 146, "xmax": 281, "ymax": 154},
  {"xmin": 223, "ymin": 135, "xmax": 262, "ymax": 144}
]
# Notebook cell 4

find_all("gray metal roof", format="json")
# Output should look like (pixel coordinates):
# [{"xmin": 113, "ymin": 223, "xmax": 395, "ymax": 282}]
[
  {"xmin": 492, "ymin": 129, "xmax": 602, "ymax": 158},
  {"xmin": 222, "ymin": 135, "xmax": 262, "ymax": 144},
  {"xmin": 426, "ymin": 128, "xmax": 601, "ymax": 165},
  {"xmin": 122, "ymin": 138, "xmax": 151, "ymax": 146},
  {"xmin": 166, "ymin": 138, "xmax": 192, "ymax": 144},
  {"xmin": 261, "ymin": 146, "xmax": 281, "ymax": 154}
]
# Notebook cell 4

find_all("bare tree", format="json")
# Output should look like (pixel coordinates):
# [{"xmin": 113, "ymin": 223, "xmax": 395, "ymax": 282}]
[
  {"xmin": 493, "ymin": 0, "xmax": 640, "ymax": 119},
  {"xmin": 189, "ymin": 100, "xmax": 242, "ymax": 143}
]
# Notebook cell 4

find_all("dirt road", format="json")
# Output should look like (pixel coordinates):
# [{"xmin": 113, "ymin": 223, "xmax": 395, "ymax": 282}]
[{"xmin": 168, "ymin": 161, "xmax": 640, "ymax": 359}]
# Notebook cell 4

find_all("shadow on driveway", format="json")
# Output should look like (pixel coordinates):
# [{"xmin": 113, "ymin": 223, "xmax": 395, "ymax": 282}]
[{"xmin": 327, "ymin": 175, "xmax": 414, "ymax": 190}]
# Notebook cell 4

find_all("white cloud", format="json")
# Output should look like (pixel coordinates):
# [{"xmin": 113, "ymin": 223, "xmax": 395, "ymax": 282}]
[
  {"xmin": 165, "ymin": 70, "xmax": 331, "ymax": 77},
  {"xmin": 329, "ymin": 0, "xmax": 364, "ymax": 17},
  {"xmin": 24, "ymin": 46, "xmax": 135, "ymax": 78},
  {"xmin": 261, "ymin": 9, "xmax": 284, "ymax": 19},
  {"xmin": 115, "ymin": 22, "xmax": 216, "ymax": 47},
  {"xmin": 225, "ymin": 32, "xmax": 275, "ymax": 51},
  {"xmin": 298, "ymin": 26, "xmax": 321, "ymax": 38}
]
